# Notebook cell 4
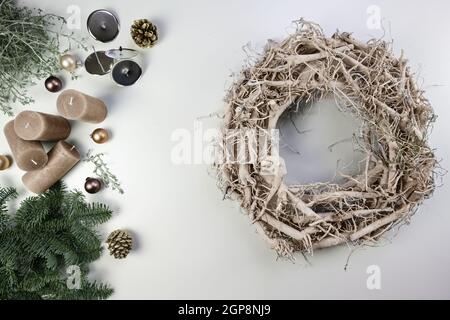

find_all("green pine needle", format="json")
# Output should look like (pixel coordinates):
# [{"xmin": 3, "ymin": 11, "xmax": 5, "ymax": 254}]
[{"xmin": 0, "ymin": 181, "xmax": 114, "ymax": 300}]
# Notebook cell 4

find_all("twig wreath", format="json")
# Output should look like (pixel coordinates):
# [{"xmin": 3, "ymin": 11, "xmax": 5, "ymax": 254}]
[{"xmin": 215, "ymin": 20, "xmax": 438, "ymax": 259}]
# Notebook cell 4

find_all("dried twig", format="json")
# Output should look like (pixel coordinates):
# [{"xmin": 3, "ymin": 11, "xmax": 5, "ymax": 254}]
[{"xmin": 214, "ymin": 19, "xmax": 439, "ymax": 259}]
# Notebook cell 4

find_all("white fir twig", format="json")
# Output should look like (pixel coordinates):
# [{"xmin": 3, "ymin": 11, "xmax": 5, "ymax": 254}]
[{"xmin": 83, "ymin": 150, "xmax": 124, "ymax": 194}]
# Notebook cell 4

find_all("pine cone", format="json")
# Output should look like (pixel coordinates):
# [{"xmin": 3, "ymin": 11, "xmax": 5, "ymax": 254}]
[
  {"xmin": 106, "ymin": 230, "xmax": 133, "ymax": 259},
  {"xmin": 131, "ymin": 19, "xmax": 158, "ymax": 48}
]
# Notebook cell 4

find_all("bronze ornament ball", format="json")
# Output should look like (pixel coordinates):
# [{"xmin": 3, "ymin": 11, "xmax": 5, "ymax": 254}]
[
  {"xmin": 84, "ymin": 177, "xmax": 102, "ymax": 194},
  {"xmin": 45, "ymin": 75, "xmax": 63, "ymax": 93},
  {"xmin": 91, "ymin": 128, "xmax": 109, "ymax": 144},
  {"xmin": 0, "ymin": 155, "xmax": 11, "ymax": 170},
  {"xmin": 60, "ymin": 54, "xmax": 78, "ymax": 72}
]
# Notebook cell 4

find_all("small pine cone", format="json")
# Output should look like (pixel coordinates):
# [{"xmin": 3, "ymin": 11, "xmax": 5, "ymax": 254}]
[
  {"xmin": 106, "ymin": 229, "xmax": 133, "ymax": 259},
  {"xmin": 131, "ymin": 19, "xmax": 158, "ymax": 48}
]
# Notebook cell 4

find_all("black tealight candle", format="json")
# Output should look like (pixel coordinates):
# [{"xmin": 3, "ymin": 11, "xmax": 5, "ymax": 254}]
[
  {"xmin": 87, "ymin": 9, "xmax": 119, "ymax": 43},
  {"xmin": 111, "ymin": 60, "xmax": 142, "ymax": 86}
]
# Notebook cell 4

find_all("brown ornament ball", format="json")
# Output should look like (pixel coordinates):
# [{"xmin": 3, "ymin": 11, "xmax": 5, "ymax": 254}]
[
  {"xmin": 0, "ymin": 155, "xmax": 11, "ymax": 170},
  {"xmin": 45, "ymin": 75, "xmax": 63, "ymax": 93},
  {"xmin": 84, "ymin": 177, "xmax": 102, "ymax": 194},
  {"xmin": 91, "ymin": 128, "xmax": 109, "ymax": 144}
]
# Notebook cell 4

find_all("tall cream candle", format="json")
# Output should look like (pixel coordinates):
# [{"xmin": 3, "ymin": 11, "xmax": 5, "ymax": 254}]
[
  {"xmin": 3, "ymin": 121, "xmax": 48, "ymax": 171},
  {"xmin": 57, "ymin": 89, "xmax": 107, "ymax": 123},
  {"xmin": 14, "ymin": 111, "xmax": 71, "ymax": 141},
  {"xmin": 22, "ymin": 141, "xmax": 80, "ymax": 194}
]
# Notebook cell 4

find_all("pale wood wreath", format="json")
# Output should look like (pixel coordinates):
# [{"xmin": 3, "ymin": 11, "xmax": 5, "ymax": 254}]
[{"xmin": 215, "ymin": 20, "xmax": 437, "ymax": 258}]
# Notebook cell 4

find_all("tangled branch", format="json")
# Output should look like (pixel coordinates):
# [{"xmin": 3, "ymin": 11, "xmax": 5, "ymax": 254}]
[{"xmin": 215, "ymin": 19, "xmax": 439, "ymax": 259}]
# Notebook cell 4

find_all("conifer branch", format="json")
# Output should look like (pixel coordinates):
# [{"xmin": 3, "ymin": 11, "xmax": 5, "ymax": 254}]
[{"xmin": 0, "ymin": 182, "xmax": 113, "ymax": 299}]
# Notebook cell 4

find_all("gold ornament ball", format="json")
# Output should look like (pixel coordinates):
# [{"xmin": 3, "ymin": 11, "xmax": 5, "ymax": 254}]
[
  {"xmin": 60, "ymin": 54, "xmax": 78, "ymax": 72},
  {"xmin": 91, "ymin": 128, "xmax": 109, "ymax": 144},
  {"xmin": 0, "ymin": 155, "xmax": 11, "ymax": 170}
]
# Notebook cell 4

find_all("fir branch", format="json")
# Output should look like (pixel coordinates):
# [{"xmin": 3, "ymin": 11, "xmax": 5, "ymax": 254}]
[
  {"xmin": 0, "ymin": 186, "xmax": 17, "ymax": 213},
  {"xmin": 0, "ymin": 187, "xmax": 17, "ymax": 232},
  {"xmin": 83, "ymin": 149, "xmax": 124, "ymax": 194},
  {"xmin": 0, "ymin": 187, "xmax": 17, "ymax": 210},
  {"xmin": 77, "ymin": 202, "xmax": 113, "ymax": 226},
  {"xmin": 0, "ymin": 182, "xmax": 113, "ymax": 300}
]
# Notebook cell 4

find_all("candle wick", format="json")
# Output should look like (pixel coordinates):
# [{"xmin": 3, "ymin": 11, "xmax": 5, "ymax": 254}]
[
  {"xmin": 70, "ymin": 145, "xmax": 76, "ymax": 151},
  {"xmin": 122, "ymin": 67, "xmax": 130, "ymax": 77},
  {"xmin": 92, "ymin": 46, "xmax": 106, "ymax": 73},
  {"xmin": 100, "ymin": 22, "xmax": 107, "ymax": 30},
  {"xmin": 25, "ymin": 122, "xmax": 30, "ymax": 129},
  {"xmin": 69, "ymin": 97, "xmax": 74, "ymax": 105},
  {"xmin": 31, "ymin": 159, "xmax": 37, "ymax": 166}
]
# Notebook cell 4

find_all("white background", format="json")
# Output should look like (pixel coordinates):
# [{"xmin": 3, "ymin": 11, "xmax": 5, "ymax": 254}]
[{"xmin": 1, "ymin": 0, "xmax": 450, "ymax": 299}]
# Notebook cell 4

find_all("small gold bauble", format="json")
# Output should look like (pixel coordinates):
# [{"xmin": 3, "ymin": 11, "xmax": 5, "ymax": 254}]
[
  {"xmin": 90, "ymin": 128, "xmax": 109, "ymax": 144},
  {"xmin": 60, "ymin": 54, "xmax": 78, "ymax": 72},
  {"xmin": 0, "ymin": 155, "xmax": 11, "ymax": 170}
]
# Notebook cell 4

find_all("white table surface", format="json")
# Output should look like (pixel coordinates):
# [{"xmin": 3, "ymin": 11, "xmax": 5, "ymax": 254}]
[{"xmin": 1, "ymin": 0, "xmax": 450, "ymax": 299}]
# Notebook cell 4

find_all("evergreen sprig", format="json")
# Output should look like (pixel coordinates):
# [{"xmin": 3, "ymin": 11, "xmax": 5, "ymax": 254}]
[
  {"xmin": 0, "ymin": 0, "xmax": 85, "ymax": 116},
  {"xmin": 0, "ymin": 181, "xmax": 113, "ymax": 300},
  {"xmin": 84, "ymin": 150, "xmax": 124, "ymax": 194}
]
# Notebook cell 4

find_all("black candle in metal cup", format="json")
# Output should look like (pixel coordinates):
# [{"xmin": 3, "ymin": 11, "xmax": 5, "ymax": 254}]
[
  {"xmin": 106, "ymin": 47, "xmax": 143, "ymax": 86},
  {"xmin": 111, "ymin": 60, "xmax": 142, "ymax": 86},
  {"xmin": 87, "ymin": 9, "xmax": 120, "ymax": 43}
]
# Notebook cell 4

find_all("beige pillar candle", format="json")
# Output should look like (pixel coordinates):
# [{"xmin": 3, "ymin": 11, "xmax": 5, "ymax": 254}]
[
  {"xmin": 14, "ymin": 111, "xmax": 71, "ymax": 141},
  {"xmin": 57, "ymin": 89, "xmax": 107, "ymax": 123},
  {"xmin": 22, "ymin": 141, "xmax": 80, "ymax": 194},
  {"xmin": 3, "ymin": 121, "xmax": 48, "ymax": 171}
]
